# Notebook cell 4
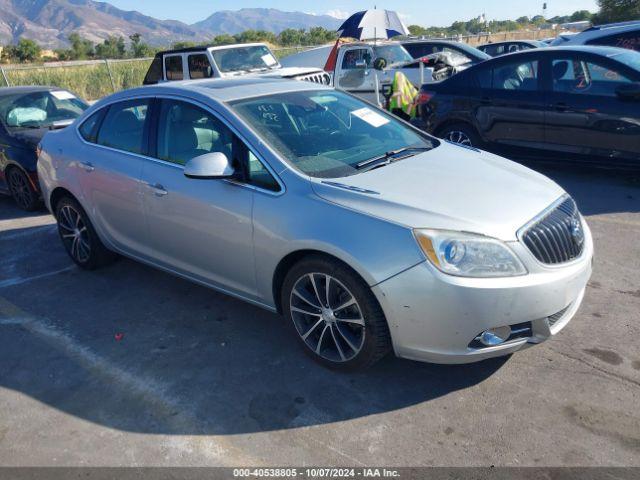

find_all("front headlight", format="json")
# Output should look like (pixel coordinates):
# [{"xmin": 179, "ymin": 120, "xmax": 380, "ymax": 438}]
[{"xmin": 414, "ymin": 229, "xmax": 527, "ymax": 278}]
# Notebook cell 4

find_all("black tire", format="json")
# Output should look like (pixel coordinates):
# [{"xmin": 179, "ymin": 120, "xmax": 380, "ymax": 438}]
[
  {"xmin": 6, "ymin": 167, "xmax": 40, "ymax": 211},
  {"xmin": 437, "ymin": 123, "xmax": 482, "ymax": 148},
  {"xmin": 281, "ymin": 255, "xmax": 391, "ymax": 371},
  {"xmin": 54, "ymin": 196, "xmax": 117, "ymax": 270}
]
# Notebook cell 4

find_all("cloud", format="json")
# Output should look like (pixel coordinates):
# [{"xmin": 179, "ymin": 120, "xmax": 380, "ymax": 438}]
[{"xmin": 326, "ymin": 9, "xmax": 350, "ymax": 19}]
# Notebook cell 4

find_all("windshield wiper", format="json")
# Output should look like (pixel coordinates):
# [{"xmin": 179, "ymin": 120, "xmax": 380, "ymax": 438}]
[{"xmin": 355, "ymin": 146, "xmax": 431, "ymax": 171}]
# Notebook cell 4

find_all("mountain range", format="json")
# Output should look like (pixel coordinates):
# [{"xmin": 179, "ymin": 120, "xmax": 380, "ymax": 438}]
[{"xmin": 0, "ymin": 0, "xmax": 344, "ymax": 48}]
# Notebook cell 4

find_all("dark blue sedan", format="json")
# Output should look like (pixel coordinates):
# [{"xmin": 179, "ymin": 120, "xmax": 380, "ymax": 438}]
[{"xmin": 0, "ymin": 86, "xmax": 88, "ymax": 210}]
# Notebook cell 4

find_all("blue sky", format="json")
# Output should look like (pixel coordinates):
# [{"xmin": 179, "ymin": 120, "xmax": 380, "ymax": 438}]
[{"xmin": 106, "ymin": 0, "xmax": 600, "ymax": 26}]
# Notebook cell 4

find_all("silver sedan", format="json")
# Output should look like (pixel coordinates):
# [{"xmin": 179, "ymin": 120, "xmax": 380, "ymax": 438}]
[{"xmin": 37, "ymin": 77, "xmax": 593, "ymax": 370}]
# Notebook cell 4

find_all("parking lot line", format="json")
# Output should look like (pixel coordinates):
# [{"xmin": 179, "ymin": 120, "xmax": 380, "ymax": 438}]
[
  {"xmin": 0, "ymin": 266, "xmax": 76, "ymax": 289},
  {"xmin": 0, "ymin": 295, "xmax": 259, "ymax": 466}
]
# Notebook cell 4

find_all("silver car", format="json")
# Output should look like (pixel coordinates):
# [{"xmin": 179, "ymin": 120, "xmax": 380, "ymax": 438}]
[{"xmin": 37, "ymin": 77, "xmax": 593, "ymax": 370}]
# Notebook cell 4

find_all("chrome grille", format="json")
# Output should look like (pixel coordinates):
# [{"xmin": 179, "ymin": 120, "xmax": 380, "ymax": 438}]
[
  {"xmin": 295, "ymin": 72, "xmax": 332, "ymax": 85},
  {"xmin": 522, "ymin": 197, "xmax": 585, "ymax": 265}
]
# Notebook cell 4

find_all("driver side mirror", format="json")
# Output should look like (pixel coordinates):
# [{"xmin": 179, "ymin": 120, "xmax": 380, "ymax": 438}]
[
  {"xmin": 616, "ymin": 83, "xmax": 640, "ymax": 101},
  {"xmin": 184, "ymin": 152, "xmax": 235, "ymax": 179}
]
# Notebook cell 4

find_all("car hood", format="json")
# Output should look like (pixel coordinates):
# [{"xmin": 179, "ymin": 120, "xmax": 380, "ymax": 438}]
[
  {"xmin": 309, "ymin": 142, "xmax": 565, "ymax": 241},
  {"xmin": 261, "ymin": 66, "xmax": 326, "ymax": 78}
]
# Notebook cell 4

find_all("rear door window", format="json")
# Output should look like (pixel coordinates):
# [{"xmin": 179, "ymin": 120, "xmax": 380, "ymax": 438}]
[
  {"xmin": 491, "ymin": 59, "xmax": 539, "ymax": 91},
  {"xmin": 96, "ymin": 100, "xmax": 149, "ymax": 154},
  {"xmin": 79, "ymin": 109, "xmax": 105, "ymax": 143},
  {"xmin": 188, "ymin": 54, "xmax": 214, "ymax": 79},
  {"xmin": 551, "ymin": 57, "xmax": 633, "ymax": 96},
  {"xmin": 165, "ymin": 55, "xmax": 184, "ymax": 81}
]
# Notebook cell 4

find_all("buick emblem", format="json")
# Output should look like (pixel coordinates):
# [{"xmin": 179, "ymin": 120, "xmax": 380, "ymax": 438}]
[{"xmin": 570, "ymin": 217, "xmax": 584, "ymax": 247}]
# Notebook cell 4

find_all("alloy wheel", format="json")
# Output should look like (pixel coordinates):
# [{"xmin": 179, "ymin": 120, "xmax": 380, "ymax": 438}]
[
  {"xmin": 445, "ymin": 130, "xmax": 473, "ymax": 146},
  {"xmin": 289, "ymin": 273, "xmax": 366, "ymax": 363},
  {"xmin": 58, "ymin": 205, "xmax": 91, "ymax": 263},
  {"xmin": 8, "ymin": 170, "xmax": 34, "ymax": 210}
]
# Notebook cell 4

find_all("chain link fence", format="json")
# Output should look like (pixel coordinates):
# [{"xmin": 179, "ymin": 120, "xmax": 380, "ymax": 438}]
[{"xmin": 0, "ymin": 45, "xmax": 319, "ymax": 101}]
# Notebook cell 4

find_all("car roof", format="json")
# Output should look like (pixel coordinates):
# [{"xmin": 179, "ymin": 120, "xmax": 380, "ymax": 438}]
[
  {"xmin": 553, "ymin": 22, "xmax": 640, "ymax": 44},
  {"xmin": 0, "ymin": 86, "xmax": 63, "ymax": 96},
  {"xmin": 106, "ymin": 76, "xmax": 331, "ymax": 104},
  {"xmin": 155, "ymin": 42, "xmax": 269, "ymax": 56},
  {"xmin": 479, "ymin": 40, "xmax": 541, "ymax": 47},
  {"xmin": 484, "ymin": 45, "xmax": 633, "ymax": 58}
]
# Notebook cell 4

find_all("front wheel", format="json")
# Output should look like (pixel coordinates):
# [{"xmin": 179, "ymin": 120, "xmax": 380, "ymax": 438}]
[
  {"xmin": 281, "ymin": 256, "xmax": 391, "ymax": 371},
  {"xmin": 438, "ymin": 123, "xmax": 481, "ymax": 148},
  {"xmin": 55, "ymin": 196, "xmax": 117, "ymax": 270},
  {"xmin": 7, "ymin": 168, "xmax": 40, "ymax": 211}
]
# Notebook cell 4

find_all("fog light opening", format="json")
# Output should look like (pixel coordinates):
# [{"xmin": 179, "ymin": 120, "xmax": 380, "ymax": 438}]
[{"xmin": 479, "ymin": 326, "xmax": 512, "ymax": 347}]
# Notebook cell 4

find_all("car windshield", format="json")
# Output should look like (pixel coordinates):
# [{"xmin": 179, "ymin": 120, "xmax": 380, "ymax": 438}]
[
  {"xmin": 230, "ymin": 90, "xmax": 434, "ymax": 179},
  {"xmin": 613, "ymin": 49, "xmax": 640, "ymax": 71},
  {"xmin": 373, "ymin": 45, "xmax": 414, "ymax": 65},
  {"xmin": 0, "ymin": 90, "xmax": 88, "ymax": 129},
  {"xmin": 452, "ymin": 43, "xmax": 491, "ymax": 60},
  {"xmin": 212, "ymin": 45, "xmax": 280, "ymax": 73}
]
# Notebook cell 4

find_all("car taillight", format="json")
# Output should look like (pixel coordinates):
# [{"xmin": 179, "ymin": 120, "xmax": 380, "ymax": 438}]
[{"xmin": 415, "ymin": 91, "xmax": 435, "ymax": 105}]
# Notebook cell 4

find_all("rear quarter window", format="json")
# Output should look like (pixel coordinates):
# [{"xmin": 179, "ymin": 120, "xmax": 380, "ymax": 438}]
[
  {"xmin": 78, "ymin": 109, "xmax": 105, "ymax": 143},
  {"xmin": 588, "ymin": 30, "xmax": 640, "ymax": 51}
]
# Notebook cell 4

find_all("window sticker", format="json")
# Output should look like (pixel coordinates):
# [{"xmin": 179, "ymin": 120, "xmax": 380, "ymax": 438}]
[
  {"xmin": 351, "ymin": 107, "xmax": 390, "ymax": 128},
  {"xmin": 261, "ymin": 53, "xmax": 277, "ymax": 67},
  {"xmin": 51, "ymin": 90, "xmax": 76, "ymax": 100}
]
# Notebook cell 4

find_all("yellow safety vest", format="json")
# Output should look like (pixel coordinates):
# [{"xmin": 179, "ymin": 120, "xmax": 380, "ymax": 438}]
[{"xmin": 389, "ymin": 72, "xmax": 418, "ymax": 119}]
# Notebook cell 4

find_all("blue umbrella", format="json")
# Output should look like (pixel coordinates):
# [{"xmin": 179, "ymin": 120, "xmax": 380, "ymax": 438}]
[{"xmin": 337, "ymin": 9, "xmax": 410, "ymax": 40}]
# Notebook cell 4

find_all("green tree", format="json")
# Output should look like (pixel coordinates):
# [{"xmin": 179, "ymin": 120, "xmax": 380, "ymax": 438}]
[
  {"xmin": 594, "ymin": 0, "xmax": 640, "ymax": 23},
  {"xmin": 95, "ymin": 36, "xmax": 126, "ymax": 59},
  {"xmin": 68, "ymin": 32, "xmax": 94, "ymax": 59},
  {"xmin": 172, "ymin": 41, "xmax": 198, "ymax": 49},
  {"xmin": 570, "ymin": 10, "xmax": 594, "ymax": 21},
  {"xmin": 278, "ymin": 28, "xmax": 304, "ymax": 45},
  {"xmin": 1, "ymin": 38, "xmax": 41, "ymax": 63},
  {"xmin": 212, "ymin": 34, "xmax": 236, "ymax": 46},
  {"xmin": 129, "ymin": 33, "xmax": 152, "ymax": 58}
]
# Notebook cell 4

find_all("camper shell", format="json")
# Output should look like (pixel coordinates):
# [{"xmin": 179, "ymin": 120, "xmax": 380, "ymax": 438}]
[{"xmin": 143, "ymin": 43, "xmax": 330, "ymax": 85}]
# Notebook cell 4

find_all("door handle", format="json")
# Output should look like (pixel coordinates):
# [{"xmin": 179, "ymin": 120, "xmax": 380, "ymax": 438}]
[
  {"xmin": 145, "ymin": 182, "xmax": 168, "ymax": 197},
  {"xmin": 480, "ymin": 96, "xmax": 491, "ymax": 105},
  {"xmin": 553, "ymin": 102, "xmax": 569, "ymax": 112},
  {"xmin": 80, "ymin": 161, "xmax": 94, "ymax": 172}
]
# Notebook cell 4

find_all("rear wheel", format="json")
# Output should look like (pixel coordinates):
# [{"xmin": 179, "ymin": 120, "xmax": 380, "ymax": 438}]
[
  {"xmin": 438, "ymin": 123, "xmax": 481, "ymax": 148},
  {"xmin": 7, "ymin": 168, "xmax": 40, "ymax": 211},
  {"xmin": 282, "ymin": 256, "xmax": 391, "ymax": 371},
  {"xmin": 55, "ymin": 196, "xmax": 117, "ymax": 270}
]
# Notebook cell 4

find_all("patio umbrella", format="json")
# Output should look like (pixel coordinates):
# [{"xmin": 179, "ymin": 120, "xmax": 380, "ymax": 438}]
[{"xmin": 337, "ymin": 9, "xmax": 410, "ymax": 40}]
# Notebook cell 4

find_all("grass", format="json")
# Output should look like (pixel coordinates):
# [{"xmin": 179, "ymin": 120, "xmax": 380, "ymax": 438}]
[
  {"xmin": 2, "ymin": 59, "xmax": 152, "ymax": 101},
  {"xmin": 0, "ymin": 46, "xmax": 314, "ymax": 101}
]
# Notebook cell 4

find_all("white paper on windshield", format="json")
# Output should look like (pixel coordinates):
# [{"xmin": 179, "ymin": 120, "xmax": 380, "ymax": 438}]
[
  {"xmin": 351, "ymin": 107, "xmax": 390, "ymax": 128},
  {"xmin": 51, "ymin": 90, "xmax": 76, "ymax": 100},
  {"xmin": 261, "ymin": 53, "xmax": 277, "ymax": 67}
]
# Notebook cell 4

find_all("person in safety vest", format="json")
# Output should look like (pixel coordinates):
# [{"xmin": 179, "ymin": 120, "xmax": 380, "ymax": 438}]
[{"xmin": 388, "ymin": 71, "xmax": 418, "ymax": 120}]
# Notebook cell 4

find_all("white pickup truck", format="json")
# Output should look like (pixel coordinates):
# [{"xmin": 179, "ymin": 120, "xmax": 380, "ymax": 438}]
[
  {"xmin": 143, "ymin": 42, "xmax": 331, "ymax": 86},
  {"xmin": 279, "ymin": 41, "xmax": 463, "ymax": 105}
]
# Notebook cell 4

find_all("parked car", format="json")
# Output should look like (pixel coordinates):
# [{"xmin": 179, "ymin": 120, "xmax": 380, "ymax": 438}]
[
  {"xmin": 402, "ymin": 40, "xmax": 490, "ymax": 66},
  {"xmin": 551, "ymin": 21, "xmax": 640, "ymax": 51},
  {"xmin": 0, "ymin": 86, "xmax": 88, "ymax": 210},
  {"xmin": 415, "ymin": 46, "xmax": 640, "ymax": 167},
  {"xmin": 478, "ymin": 40, "xmax": 547, "ymax": 57},
  {"xmin": 280, "ymin": 40, "xmax": 454, "ymax": 105},
  {"xmin": 38, "ymin": 77, "xmax": 592, "ymax": 370},
  {"xmin": 143, "ymin": 43, "xmax": 331, "ymax": 86}
]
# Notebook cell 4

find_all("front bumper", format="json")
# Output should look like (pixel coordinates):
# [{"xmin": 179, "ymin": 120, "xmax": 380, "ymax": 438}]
[{"xmin": 372, "ymin": 224, "xmax": 593, "ymax": 364}]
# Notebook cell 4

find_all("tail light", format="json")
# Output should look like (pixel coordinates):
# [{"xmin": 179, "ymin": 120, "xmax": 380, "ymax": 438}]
[{"xmin": 415, "ymin": 91, "xmax": 436, "ymax": 105}]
